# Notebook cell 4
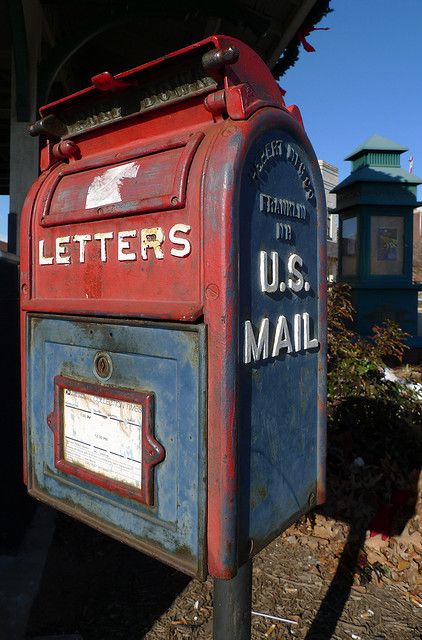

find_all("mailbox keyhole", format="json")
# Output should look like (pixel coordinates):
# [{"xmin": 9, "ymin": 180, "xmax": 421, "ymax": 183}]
[{"xmin": 93, "ymin": 352, "xmax": 113, "ymax": 380}]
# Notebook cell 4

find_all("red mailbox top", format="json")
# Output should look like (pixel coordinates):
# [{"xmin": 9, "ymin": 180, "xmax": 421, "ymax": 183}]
[{"xmin": 21, "ymin": 35, "xmax": 288, "ymax": 321}]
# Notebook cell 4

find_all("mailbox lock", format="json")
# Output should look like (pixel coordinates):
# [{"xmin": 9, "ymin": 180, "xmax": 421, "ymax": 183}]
[{"xmin": 93, "ymin": 351, "xmax": 113, "ymax": 380}]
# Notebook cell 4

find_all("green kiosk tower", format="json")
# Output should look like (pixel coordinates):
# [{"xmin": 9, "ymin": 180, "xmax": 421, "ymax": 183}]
[{"xmin": 334, "ymin": 135, "xmax": 422, "ymax": 346}]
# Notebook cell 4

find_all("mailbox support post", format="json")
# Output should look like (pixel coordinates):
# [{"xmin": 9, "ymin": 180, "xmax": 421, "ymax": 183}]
[{"xmin": 213, "ymin": 559, "xmax": 252, "ymax": 639}]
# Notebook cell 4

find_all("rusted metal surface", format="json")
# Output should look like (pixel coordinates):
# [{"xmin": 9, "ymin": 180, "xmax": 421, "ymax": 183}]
[
  {"xmin": 26, "ymin": 315, "xmax": 207, "ymax": 577},
  {"xmin": 21, "ymin": 35, "xmax": 326, "ymax": 580},
  {"xmin": 41, "ymin": 132, "xmax": 204, "ymax": 227},
  {"xmin": 200, "ymin": 111, "xmax": 326, "ymax": 577}
]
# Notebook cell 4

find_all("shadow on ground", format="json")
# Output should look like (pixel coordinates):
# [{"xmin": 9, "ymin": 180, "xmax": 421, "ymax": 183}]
[
  {"xmin": 304, "ymin": 396, "xmax": 421, "ymax": 640},
  {"xmin": 26, "ymin": 513, "xmax": 191, "ymax": 640}
]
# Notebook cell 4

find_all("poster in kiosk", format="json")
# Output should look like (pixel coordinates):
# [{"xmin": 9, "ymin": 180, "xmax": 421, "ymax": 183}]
[{"xmin": 21, "ymin": 35, "xmax": 326, "ymax": 580}]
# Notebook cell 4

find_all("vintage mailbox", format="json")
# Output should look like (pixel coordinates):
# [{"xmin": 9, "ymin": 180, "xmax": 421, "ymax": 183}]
[{"xmin": 21, "ymin": 36, "xmax": 326, "ymax": 580}]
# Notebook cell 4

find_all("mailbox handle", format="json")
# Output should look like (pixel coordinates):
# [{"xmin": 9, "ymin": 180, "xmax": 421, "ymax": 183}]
[
  {"xmin": 29, "ymin": 114, "xmax": 67, "ymax": 139},
  {"xmin": 202, "ymin": 46, "xmax": 240, "ymax": 72},
  {"xmin": 91, "ymin": 71, "xmax": 134, "ymax": 92}
]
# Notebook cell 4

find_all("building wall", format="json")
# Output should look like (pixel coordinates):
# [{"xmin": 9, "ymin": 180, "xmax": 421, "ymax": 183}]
[
  {"xmin": 414, "ymin": 207, "xmax": 422, "ymax": 284},
  {"xmin": 318, "ymin": 159, "xmax": 339, "ymax": 280}
]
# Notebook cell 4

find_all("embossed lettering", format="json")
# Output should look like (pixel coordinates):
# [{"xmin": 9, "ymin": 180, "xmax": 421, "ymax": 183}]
[
  {"xmin": 169, "ymin": 224, "xmax": 191, "ymax": 257},
  {"xmin": 260, "ymin": 193, "xmax": 306, "ymax": 220},
  {"xmin": 243, "ymin": 313, "xmax": 319, "ymax": 363},
  {"xmin": 244, "ymin": 318, "xmax": 269, "ymax": 364},
  {"xmin": 141, "ymin": 227, "xmax": 165, "ymax": 260}
]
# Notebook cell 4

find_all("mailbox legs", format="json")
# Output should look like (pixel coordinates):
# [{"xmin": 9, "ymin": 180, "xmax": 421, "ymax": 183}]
[{"xmin": 213, "ymin": 559, "xmax": 252, "ymax": 640}]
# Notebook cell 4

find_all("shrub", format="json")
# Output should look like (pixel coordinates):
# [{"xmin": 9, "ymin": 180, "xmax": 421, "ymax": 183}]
[{"xmin": 327, "ymin": 283, "xmax": 421, "ymax": 433}]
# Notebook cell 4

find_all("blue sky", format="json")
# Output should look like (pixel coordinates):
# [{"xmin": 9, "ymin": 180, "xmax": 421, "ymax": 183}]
[
  {"xmin": 283, "ymin": 0, "xmax": 422, "ymax": 186},
  {"xmin": 0, "ymin": 196, "xmax": 8, "ymax": 242},
  {"xmin": 1, "ymin": 0, "xmax": 421, "ymax": 242}
]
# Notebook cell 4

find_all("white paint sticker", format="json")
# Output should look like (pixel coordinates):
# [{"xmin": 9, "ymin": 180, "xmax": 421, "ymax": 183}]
[
  {"xmin": 85, "ymin": 161, "xmax": 139, "ymax": 209},
  {"xmin": 63, "ymin": 388, "xmax": 143, "ymax": 489}
]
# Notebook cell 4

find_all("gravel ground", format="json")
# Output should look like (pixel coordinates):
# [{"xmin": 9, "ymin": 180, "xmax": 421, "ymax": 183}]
[
  {"xmin": 143, "ymin": 529, "xmax": 421, "ymax": 640},
  {"xmin": 24, "ymin": 507, "xmax": 421, "ymax": 640}
]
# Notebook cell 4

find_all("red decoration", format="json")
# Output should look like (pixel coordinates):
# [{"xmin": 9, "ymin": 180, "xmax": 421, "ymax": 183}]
[
  {"xmin": 298, "ymin": 27, "xmax": 330, "ymax": 53},
  {"xmin": 368, "ymin": 490, "xmax": 413, "ymax": 540}
]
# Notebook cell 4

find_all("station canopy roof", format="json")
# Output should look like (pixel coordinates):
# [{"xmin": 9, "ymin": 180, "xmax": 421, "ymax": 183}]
[{"xmin": 0, "ymin": 0, "xmax": 331, "ymax": 194}]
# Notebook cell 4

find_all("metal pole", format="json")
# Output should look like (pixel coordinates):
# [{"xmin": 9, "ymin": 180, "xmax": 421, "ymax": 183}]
[{"xmin": 213, "ymin": 559, "xmax": 252, "ymax": 640}]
